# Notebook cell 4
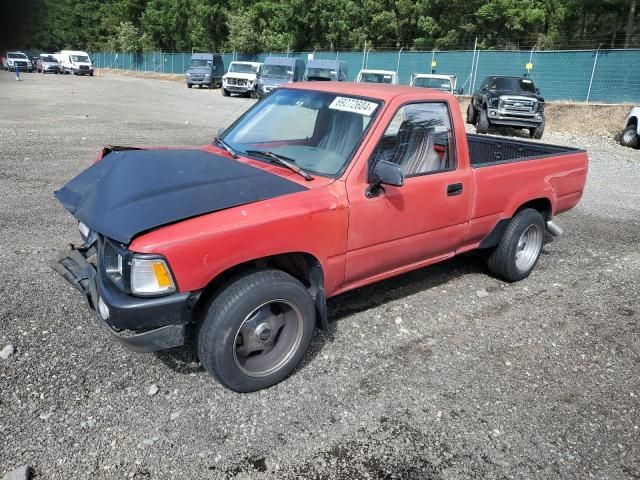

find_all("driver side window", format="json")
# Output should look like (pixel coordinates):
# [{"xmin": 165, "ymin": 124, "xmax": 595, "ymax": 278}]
[{"xmin": 368, "ymin": 102, "xmax": 454, "ymax": 178}]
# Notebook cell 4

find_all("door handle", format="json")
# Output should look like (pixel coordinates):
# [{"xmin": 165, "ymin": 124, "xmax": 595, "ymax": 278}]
[{"xmin": 447, "ymin": 183, "xmax": 463, "ymax": 196}]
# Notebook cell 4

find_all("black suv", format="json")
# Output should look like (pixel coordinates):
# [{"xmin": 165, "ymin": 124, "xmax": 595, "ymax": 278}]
[{"xmin": 467, "ymin": 76, "xmax": 545, "ymax": 139}]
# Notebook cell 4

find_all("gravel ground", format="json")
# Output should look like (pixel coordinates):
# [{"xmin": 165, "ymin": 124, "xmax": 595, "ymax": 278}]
[{"xmin": 0, "ymin": 71, "xmax": 639, "ymax": 480}]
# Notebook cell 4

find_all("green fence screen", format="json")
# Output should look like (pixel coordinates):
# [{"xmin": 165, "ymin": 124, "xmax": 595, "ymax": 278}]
[{"xmin": 90, "ymin": 49, "xmax": 640, "ymax": 103}]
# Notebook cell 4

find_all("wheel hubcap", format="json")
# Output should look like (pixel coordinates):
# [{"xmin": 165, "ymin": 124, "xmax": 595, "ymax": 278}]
[
  {"xmin": 515, "ymin": 224, "xmax": 543, "ymax": 272},
  {"xmin": 623, "ymin": 130, "xmax": 636, "ymax": 143},
  {"xmin": 233, "ymin": 300, "xmax": 304, "ymax": 378}
]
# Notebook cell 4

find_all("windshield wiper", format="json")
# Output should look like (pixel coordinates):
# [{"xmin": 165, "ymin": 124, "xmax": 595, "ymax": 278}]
[
  {"xmin": 245, "ymin": 150, "xmax": 314, "ymax": 181},
  {"xmin": 214, "ymin": 137, "xmax": 238, "ymax": 158}
]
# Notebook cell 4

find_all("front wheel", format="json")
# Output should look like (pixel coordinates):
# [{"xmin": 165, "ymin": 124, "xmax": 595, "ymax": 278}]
[
  {"xmin": 187, "ymin": 83, "xmax": 192, "ymax": 88},
  {"xmin": 486, "ymin": 208, "xmax": 545, "ymax": 282},
  {"xmin": 476, "ymin": 108, "xmax": 490, "ymax": 134},
  {"xmin": 466, "ymin": 102, "xmax": 477, "ymax": 124},
  {"xmin": 222, "ymin": 88, "xmax": 230, "ymax": 97},
  {"xmin": 620, "ymin": 125, "xmax": 639, "ymax": 148},
  {"xmin": 197, "ymin": 269, "xmax": 316, "ymax": 392},
  {"xmin": 529, "ymin": 118, "xmax": 545, "ymax": 139}
]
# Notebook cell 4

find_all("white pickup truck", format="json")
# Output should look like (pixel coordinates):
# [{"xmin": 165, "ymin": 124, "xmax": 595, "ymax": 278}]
[
  {"xmin": 620, "ymin": 107, "xmax": 640, "ymax": 148},
  {"xmin": 411, "ymin": 74, "xmax": 462, "ymax": 94},
  {"xmin": 3, "ymin": 52, "xmax": 33, "ymax": 72},
  {"xmin": 355, "ymin": 69, "xmax": 399, "ymax": 85}
]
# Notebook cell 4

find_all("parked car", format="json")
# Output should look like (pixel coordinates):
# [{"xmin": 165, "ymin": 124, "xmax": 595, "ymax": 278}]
[
  {"xmin": 59, "ymin": 50, "xmax": 94, "ymax": 75},
  {"xmin": 37, "ymin": 54, "xmax": 62, "ymax": 74},
  {"xmin": 53, "ymin": 83, "xmax": 588, "ymax": 393},
  {"xmin": 304, "ymin": 59, "xmax": 349, "ymax": 81},
  {"xmin": 222, "ymin": 61, "xmax": 262, "ymax": 97},
  {"xmin": 3, "ymin": 51, "xmax": 33, "ymax": 72},
  {"xmin": 186, "ymin": 53, "xmax": 224, "ymax": 89},
  {"xmin": 620, "ymin": 106, "xmax": 640, "ymax": 148},
  {"xmin": 355, "ymin": 69, "xmax": 399, "ymax": 84},
  {"xmin": 256, "ymin": 57, "xmax": 305, "ymax": 98},
  {"xmin": 411, "ymin": 74, "xmax": 461, "ymax": 94},
  {"xmin": 467, "ymin": 76, "xmax": 545, "ymax": 139}
]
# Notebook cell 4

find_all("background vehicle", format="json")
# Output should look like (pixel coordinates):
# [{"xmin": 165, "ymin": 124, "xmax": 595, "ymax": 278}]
[
  {"xmin": 37, "ymin": 54, "xmax": 61, "ymax": 74},
  {"xmin": 355, "ymin": 69, "xmax": 399, "ymax": 84},
  {"xmin": 411, "ymin": 74, "xmax": 461, "ymax": 94},
  {"xmin": 620, "ymin": 106, "xmax": 640, "ymax": 148},
  {"xmin": 467, "ymin": 76, "xmax": 545, "ymax": 139},
  {"xmin": 186, "ymin": 53, "xmax": 223, "ymax": 89},
  {"xmin": 54, "ymin": 83, "xmax": 588, "ymax": 393},
  {"xmin": 222, "ymin": 61, "xmax": 262, "ymax": 97},
  {"xmin": 256, "ymin": 57, "xmax": 305, "ymax": 98},
  {"xmin": 3, "ymin": 52, "xmax": 33, "ymax": 72},
  {"xmin": 304, "ymin": 59, "xmax": 348, "ymax": 81},
  {"xmin": 59, "ymin": 50, "xmax": 94, "ymax": 75}
]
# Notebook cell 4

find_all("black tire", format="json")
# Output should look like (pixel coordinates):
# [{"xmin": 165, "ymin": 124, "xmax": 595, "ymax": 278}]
[
  {"xmin": 476, "ymin": 107, "xmax": 490, "ymax": 134},
  {"xmin": 187, "ymin": 83, "xmax": 192, "ymax": 88},
  {"xmin": 197, "ymin": 269, "xmax": 316, "ymax": 392},
  {"xmin": 466, "ymin": 102, "xmax": 477, "ymax": 124},
  {"xmin": 89, "ymin": 72, "xmax": 93, "ymax": 76},
  {"xmin": 222, "ymin": 88, "xmax": 230, "ymax": 97},
  {"xmin": 486, "ymin": 208, "xmax": 545, "ymax": 282},
  {"xmin": 620, "ymin": 125, "xmax": 639, "ymax": 148},
  {"xmin": 250, "ymin": 88, "xmax": 258, "ymax": 99},
  {"xmin": 529, "ymin": 118, "xmax": 545, "ymax": 139}
]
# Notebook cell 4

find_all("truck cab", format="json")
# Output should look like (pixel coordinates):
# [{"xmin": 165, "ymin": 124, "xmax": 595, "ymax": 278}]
[
  {"xmin": 411, "ymin": 74, "xmax": 461, "ymax": 94},
  {"xmin": 304, "ymin": 59, "xmax": 348, "ymax": 81},
  {"xmin": 222, "ymin": 61, "xmax": 262, "ymax": 98},
  {"xmin": 355, "ymin": 69, "xmax": 399, "ymax": 85},
  {"xmin": 468, "ymin": 76, "xmax": 545, "ymax": 139},
  {"xmin": 3, "ymin": 52, "xmax": 33, "ymax": 72},
  {"xmin": 186, "ymin": 53, "xmax": 224, "ymax": 89},
  {"xmin": 257, "ymin": 57, "xmax": 305, "ymax": 98}
]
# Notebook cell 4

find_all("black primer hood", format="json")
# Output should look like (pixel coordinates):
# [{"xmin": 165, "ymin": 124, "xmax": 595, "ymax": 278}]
[{"xmin": 55, "ymin": 149, "xmax": 307, "ymax": 244}]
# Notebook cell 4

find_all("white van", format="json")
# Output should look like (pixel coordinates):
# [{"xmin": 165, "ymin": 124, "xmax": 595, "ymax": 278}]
[{"xmin": 59, "ymin": 50, "xmax": 94, "ymax": 76}]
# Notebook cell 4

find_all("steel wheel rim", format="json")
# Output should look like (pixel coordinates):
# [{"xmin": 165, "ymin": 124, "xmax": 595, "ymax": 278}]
[
  {"xmin": 233, "ymin": 299, "xmax": 304, "ymax": 378},
  {"xmin": 515, "ymin": 224, "xmax": 543, "ymax": 272}
]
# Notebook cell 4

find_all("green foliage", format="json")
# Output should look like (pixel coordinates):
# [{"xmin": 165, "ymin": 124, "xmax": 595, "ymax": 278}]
[{"xmin": 15, "ymin": 0, "xmax": 640, "ymax": 53}]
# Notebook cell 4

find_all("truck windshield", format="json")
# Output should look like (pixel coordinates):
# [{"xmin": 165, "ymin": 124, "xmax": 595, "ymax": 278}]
[
  {"xmin": 71, "ymin": 55, "xmax": 90, "ymax": 63},
  {"xmin": 306, "ymin": 68, "xmax": 337, "ymax": 80},
  {"xmin": 262, "ymin": 64, "xmax": 293, "ymax": 79},
  {"xmin": 413, "ymin": 77, "xmax": 451, "ymax": 91},
  {"xmin": 490, "ymin": 78, "xmax": 536, "ymax": 93},
  {"xmin": 359, "ymin": 72, "xmax": 393, "ymax": 84},
  {"xmin": 229, "ymin": 63, "xmax": 258, "ymax": 73},
  {"xmin": 189, "ymin": 59, "xmax": 211, "ymax": 68},
  {"xmin": 221, "ymin": 89, "xmax": 380, "ymax": 177},
  {"xmin": 8, "ymin": 53, "xmax": 27, "ymax": 59},
  {"xmin": 41, "ymin": 56, "xmax": 58, "ymax": 63}
]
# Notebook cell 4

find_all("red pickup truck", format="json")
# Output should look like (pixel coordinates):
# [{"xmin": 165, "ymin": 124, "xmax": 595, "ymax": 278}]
[{"xmin": 54, "ymin": 83, "xmax": 588, "ymax": 392}]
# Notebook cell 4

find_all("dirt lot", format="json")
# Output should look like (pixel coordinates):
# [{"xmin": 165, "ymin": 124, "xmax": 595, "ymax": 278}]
[{"xmin": 0, "ymin": 71, "xmax": 639, "ymax": 480}]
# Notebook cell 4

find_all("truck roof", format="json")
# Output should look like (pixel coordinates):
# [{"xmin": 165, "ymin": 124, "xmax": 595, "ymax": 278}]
[{"xmin": 284, "ymin": 81, "xmax": 454, "ymax": 102}]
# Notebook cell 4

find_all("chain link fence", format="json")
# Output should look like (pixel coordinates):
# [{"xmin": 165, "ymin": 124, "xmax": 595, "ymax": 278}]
[{"xmin": 90, "ymin": 49, "xmax": 640, "ymax": 103}]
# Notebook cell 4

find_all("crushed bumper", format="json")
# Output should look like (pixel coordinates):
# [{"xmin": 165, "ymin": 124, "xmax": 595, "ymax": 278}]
[{"xmin": 52, "ymin": 245, "xmax": 192, "ymax": 352}]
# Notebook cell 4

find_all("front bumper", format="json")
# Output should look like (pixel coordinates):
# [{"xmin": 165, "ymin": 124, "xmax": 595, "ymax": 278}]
[
  {"xmin": 73, "ymin": 68, "xmax": 93, "ymax": 75},
  {"xmin": 487, "ymin": 108, "xmax": 543, "ymax": 128},
  {"xmin": 223, "ymin": 83, "xmax": 254, "ymax": 93},
  {"xmin": 186, "ymin": 77, "xmax": 212, "ymax": 85},
  {"xmin": 53, "ymin": 244, "xmax": 195, "ymax": 352}
]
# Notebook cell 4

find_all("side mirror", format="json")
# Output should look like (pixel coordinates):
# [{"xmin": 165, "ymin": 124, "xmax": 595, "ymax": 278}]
[
  {"xmin": 367, "ymin": 160, "xmax": 404, "ymax": 197},
  {"xmin": 456, "ymin": 87, "xmax": 464, "ymax": 95},
  {"xmin": 536, "ymin": 88, "xmax": 540, "ymax": 94}
]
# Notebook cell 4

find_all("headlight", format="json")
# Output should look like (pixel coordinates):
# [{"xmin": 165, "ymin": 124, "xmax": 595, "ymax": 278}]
[
  {"xmin": 186, "ymin": 73, "xmax": 191, "ymax": 78},
  {"xmin": 205, "ymin": 73, "xmax": 211, "ymax": 78},
  {"xmin": 130, "ymin": 256, "xmax": 176, "ymax": 296}
]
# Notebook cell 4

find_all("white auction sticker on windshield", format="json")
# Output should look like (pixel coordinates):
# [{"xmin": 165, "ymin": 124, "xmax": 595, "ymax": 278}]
[{"xmin": 329, "ymin": 97, "xmax": 378, "ymax": 116}]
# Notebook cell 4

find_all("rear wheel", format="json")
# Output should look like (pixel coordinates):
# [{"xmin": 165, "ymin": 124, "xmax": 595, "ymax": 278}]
[
  {"xmin": 466, "ymin": 102, "xmax": 477, "ymax": 124},
  {"xmin": 197, "ymin": 269, "xmax": 316, "ymax": 392},
  {"xmin": 476, "ymin": 107, "xmax": 490, "ymax": 134},
  {"xmin": 486, "ymin": 208, "xmax": 545, "ymax": 282},
  {"xmin": 620, "ymin": 125, "xmax": 639, "ymax": 148}
]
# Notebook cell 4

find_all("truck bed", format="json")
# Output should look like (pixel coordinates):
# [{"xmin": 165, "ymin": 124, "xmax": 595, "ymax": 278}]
[{"xmin": 468, "ymin": 134, "xmax": 583, "ymax": 167}]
